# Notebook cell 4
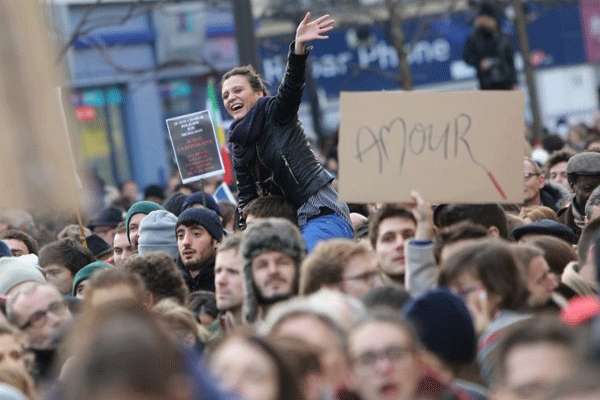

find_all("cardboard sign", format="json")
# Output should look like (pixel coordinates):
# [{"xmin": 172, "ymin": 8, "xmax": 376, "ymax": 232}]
[
  {"xmin": 0, "ymin": 1, "xmax": 81, "ymax": 212},
  {"xmin": 166, "ymin": 110, "xmax": 224, "ymax": 184},
  {"xmin": 338, "ymin": 90, "xmax": 525, "ymax": 204}
]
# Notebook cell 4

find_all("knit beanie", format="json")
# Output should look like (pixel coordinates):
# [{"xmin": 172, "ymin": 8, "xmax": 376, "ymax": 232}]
[
  {"xmin": 181, "ymin": 191, "xmax": 221, "ymax": 217},
  {"xmin": 163, "ymin": 192, "xmax": 188, "ymax": 216},
  {"xmin": 176, "ymin": 208, "xmax": 223, "ymax": 242},
  {"xmin": 0, "ymin": 257, "xmax": 46, "ymax": 295},
  {"xmin": 125, "ymin": 201, "xmax": 163, "ymax": 242},
  {"xmin": 403, "ymin": 288, "xmax": 476, "ymax": 366},
  {"xmin": 71, "ymin": 260, "xmax": 112, "ymax": 296},
  {"xmin": 240, "ymin": 218, "xmax": 306, "ymax": 323},
  {"xmin": 138, "ymin": 210, "xmax": 179, "ymax": 259}
]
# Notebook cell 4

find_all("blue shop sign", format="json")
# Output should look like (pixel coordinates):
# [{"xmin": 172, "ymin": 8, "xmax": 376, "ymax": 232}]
[{"xmin": 258, "ymin": 3, "xmax": 585, "ymax": 95}]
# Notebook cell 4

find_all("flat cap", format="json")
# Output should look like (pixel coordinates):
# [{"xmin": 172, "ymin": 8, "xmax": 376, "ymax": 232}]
[
  {"xmin": 511, "ymin": 219, "xmax": 577, "ymax": 244},
  {"xmin": 566, "ymin": 152, "xmax": 600, "ymax": 176}
]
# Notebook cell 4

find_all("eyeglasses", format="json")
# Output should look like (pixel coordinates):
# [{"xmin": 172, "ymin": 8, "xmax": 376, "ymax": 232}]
[
  {"xmin": 524, "ymin": 173, "xmax": 540, "ymax": 180},
  {"xmin": 352, "ymin": 345, "xmax": 413, "ymax": 368},
  {"xmin": 19, "ymin": 300, "xmax": 67, "ymax": 330}
]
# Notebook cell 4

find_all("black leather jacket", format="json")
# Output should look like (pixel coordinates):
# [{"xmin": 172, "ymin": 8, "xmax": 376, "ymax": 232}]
[{"xmin": 232, "ymin": 43, "xmax": 333, "ymax": 211}]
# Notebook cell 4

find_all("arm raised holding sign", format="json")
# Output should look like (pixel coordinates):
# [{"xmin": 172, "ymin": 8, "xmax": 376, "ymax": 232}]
[{"xmin": 221, "ymin": 12, "xmax": 352, "ymax": 251}]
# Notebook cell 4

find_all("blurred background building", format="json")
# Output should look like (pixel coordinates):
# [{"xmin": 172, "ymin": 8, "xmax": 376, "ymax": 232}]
[{"xmin": 49, "ymin": 0, "xmax": 599, "ymax": 190}]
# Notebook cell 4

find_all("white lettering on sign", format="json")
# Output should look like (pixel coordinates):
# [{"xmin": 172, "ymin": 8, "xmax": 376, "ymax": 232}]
[{"xmin": 261, "ymin": 38, "xmax": 452, "ymax": 83}]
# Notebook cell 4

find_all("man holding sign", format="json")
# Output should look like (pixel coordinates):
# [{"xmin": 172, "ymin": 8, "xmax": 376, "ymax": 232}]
[{"xmin": 221, "ymin": 12, "xmax": 352, "ymax": 251}]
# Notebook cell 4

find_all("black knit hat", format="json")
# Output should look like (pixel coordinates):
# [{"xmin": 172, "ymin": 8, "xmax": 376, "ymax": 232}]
[
  {"xmin": 176, "ymin": 208, "xmax": 223, "ymax": 242},
  {"xmin": 403, "ymin": 289, "xmax": 476, "ymax": 365}
]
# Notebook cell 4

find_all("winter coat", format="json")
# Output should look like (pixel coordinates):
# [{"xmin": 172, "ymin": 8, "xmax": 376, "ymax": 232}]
[{"xmin": 463, "ymin": 27, "xmax": 516, "ymax": 90}]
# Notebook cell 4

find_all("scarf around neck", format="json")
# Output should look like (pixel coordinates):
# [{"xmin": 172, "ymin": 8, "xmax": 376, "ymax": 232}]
[{"xmin": 228, "ymin": 96, "xmax": 270, "ymax": 164}]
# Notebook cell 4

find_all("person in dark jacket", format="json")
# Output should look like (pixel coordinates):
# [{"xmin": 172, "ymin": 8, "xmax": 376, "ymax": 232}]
[
  {"xmin": 220, "ymin": 12, "xmax": 353, "ymax": 252},
  {"xmin": 175, "ymin": 208, "xmax": 224, "ymax": 292},
  {"xmin": 559, "ymin": 152, "xmax": 600, "ymax": 238},
  {"xmin": 463, "ymin": 1, "xmax": 516, "ymax": 90}
]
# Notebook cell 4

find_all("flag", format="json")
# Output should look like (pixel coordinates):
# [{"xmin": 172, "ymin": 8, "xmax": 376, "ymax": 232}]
[
  {"xmin": 206, "ymin": 78, "xmax": 235, "ymax": 185},
  {"xmin": 206, "ymin": 78, "xmax": 226, "ymax": 146}
]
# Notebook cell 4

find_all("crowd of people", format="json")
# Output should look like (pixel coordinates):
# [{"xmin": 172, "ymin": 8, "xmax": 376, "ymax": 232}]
[{"xmin": 3, "ymin": 6, "xmax": 600, "ymax": 400}]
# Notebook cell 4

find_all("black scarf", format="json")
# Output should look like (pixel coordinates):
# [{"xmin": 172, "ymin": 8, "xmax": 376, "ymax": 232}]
[{"xmin": 228, "ymin": 96, "xmax": 270, "ymax": 165}]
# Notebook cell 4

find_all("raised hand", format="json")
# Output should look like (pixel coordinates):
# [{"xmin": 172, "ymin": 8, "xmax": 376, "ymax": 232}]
[
  {"xmin": 407, "ymin": 191, "xmax": 434, "ymax": 240},
  {"xmin": 294, "ymin": 12, "xmax": 335, "ymax": 55}
]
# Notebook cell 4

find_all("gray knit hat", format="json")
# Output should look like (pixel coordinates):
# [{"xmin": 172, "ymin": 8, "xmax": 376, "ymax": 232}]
[
  {"xmin": 0, "ymin": 257, "xmax": 45, "ymax": 295},
  {"xmin": 138, "ymin": 210, "xmax": 179, "ymax": 259},
  {"xmin": 240, "ymin": 218, "xmax": 305, "ymax": 323}
]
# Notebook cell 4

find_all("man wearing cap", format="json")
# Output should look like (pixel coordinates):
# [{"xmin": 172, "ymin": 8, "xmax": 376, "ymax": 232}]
[
  {"xmin": 88, "ymin": 207, "xmax": 123, "ymax": 245},
  {"xmin": 559, "ymin": 152, "xmax": 600, "ymax": 237},
  {"xmin": 124, "ymin": 201, "xmax": 163, "ymax": 251},
  {"xmin": 176, "ymin": 208, "xmax": 224, "ymax": 292},
  {"xmin": 240, "ymin": 218, "xmax": 305, "ymax": 323},
  {"xmin": 71, "ymin": 261, "xmax": 112, "ymax": 299},
  {"xmin": 181, "ymin": 191, "xmax": 222, "ymax": 218}
]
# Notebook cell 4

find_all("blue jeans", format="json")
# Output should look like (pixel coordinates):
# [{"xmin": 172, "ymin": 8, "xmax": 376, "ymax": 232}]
[{"xmin": 300, "ymin": 214, "xmax": 354, "ymax": 253}]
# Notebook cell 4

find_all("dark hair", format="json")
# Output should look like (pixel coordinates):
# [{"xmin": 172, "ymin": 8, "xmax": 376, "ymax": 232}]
[
  {"xmin": 244, "ymin": 196, "xmax": 297, "ymax": 226},
  {"xmin": 162, "ymin": 192, "xmax": 188, "ymax": 216},
  {"xmin": 439, "ymin": 239, "xmax": 529, "ymax": 311},
  {"xmin": 494, "ymin": 317, "xmax": 580, "ymax": 384},
  {"xmin": 212, "ymin": 333, "xmax": 303, "ymax": 400},
  {"xmin": 362, "ymin": 285, "xmax": 411, "ymax": 311},
  {"xmin": 434, "ymin": 204, "xmax": 508, "ymax": 239},
  {"xmin": 369, "ymin": 206, "xmax": 416, "ymax": 248},
  {"xmin": 544, "ymin": 149, "xmax": 575, "ymax": 176},
  {"xmin": 61, "ymin": 302, "xmax": 188, "ymax": 400},
  {"xmin": 123, "ymin": 253, "xmax": 189, "ymax": 305},
  {"xmin": 187, "ymin": 290, "xmax": 218, "ymax": 319},
  {"xmin": 433, "ymin": 221, "xmax": 488, "ymax": 263},
  {"xmin": 0, "ymin": 229, "xmax": 39, "ymax": 255},
  {"xmin": 218, "ymin": 201, "xmax": 236, "ymax": 229},
  {"xmin": 526, "ymin": 235, "xmax": 576, "ymax": 275},
  {"xmin": 221, "ymin": 65, "xmax": 268, "ymax": 96},
  {"xmin": 299, "ymin": 239, "xmax": 371, "ymax": 295},
  {"xmin": 578, "ymin": 217, "xmax": 600, "ymax": 262},
  {"xmin": 39, "ymin": 238, "xmax": 95, "ymax": 275},
  {"xmin": 86, "ymin": 269, "xmax": 147, "ymax": 305},
  {"xmin": 143, "ymin": 184, "xmax": 165, "ymax": 202}
]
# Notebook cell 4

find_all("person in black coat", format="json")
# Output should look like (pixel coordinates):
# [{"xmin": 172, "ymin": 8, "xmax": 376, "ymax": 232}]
[
  {"xmin": 220, "ymin": 12, "xmax": 353, "ymax": 252},
  {"xmin": 463, "ymin": 1, "xmax": 517, "ymax": 90}
]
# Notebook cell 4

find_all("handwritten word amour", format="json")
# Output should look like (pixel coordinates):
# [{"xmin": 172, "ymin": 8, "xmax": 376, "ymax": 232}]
[{"xmin": 354, "ymin": 114, "xmax": 507, "ymax": 199}]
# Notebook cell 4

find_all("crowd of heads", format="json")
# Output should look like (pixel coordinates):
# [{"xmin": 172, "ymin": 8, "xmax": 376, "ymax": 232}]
[{"xmin": 2, "ymin": 139, "xmax": 600, "ymax": 400}]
